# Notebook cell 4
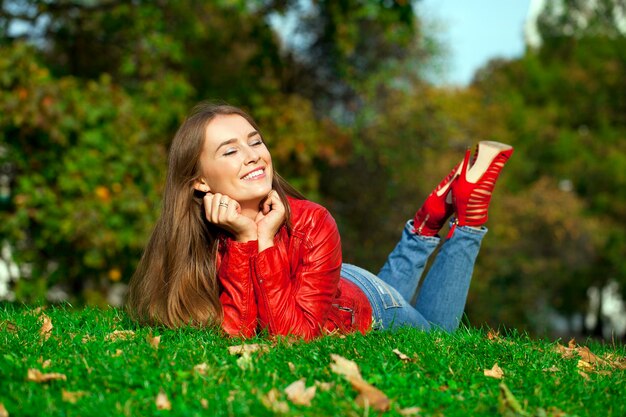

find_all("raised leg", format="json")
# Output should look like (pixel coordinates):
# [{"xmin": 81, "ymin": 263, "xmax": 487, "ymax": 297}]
[
  {"xmin": 413, "ymin": 224, "xmax": 486, "ymax": 331},
  {"xmin": 377, "ymin": 220, "xmax": 440, "ymax": 303}
]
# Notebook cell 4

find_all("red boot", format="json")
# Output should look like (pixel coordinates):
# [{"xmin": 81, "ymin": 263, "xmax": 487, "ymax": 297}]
[
  {"xmin": 413, "ymin": 160, "xmax": 462, "ymax": 236},
  {"xmin": 451, "ymin": 141, "xmax": 513, "ymax": 231}
]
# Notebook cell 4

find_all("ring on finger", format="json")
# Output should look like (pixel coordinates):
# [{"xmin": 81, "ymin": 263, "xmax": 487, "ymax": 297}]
[{"xmin": 219, "ymin": 201, "xmax": 229, "ymax": 208}]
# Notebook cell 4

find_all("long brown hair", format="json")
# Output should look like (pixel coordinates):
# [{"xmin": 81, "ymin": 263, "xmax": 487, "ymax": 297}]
[{"xmin": 126, "ymin": 102, "xmax": 304, "ymax": 328}]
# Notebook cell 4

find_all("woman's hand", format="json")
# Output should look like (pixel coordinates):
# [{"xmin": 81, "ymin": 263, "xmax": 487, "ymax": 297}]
[
  {"xmin": 202, "ymin": 193, "xmax": 257, "ymax": 242},
  {"xmin": 255, "ymin": 190, "xmax": 286, "ymax": 251}
]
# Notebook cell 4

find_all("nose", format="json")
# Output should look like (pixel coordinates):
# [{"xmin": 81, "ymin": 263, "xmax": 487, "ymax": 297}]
[{"xmin": 243, "ymin": 144, "xmax": 260, "ymax": 165}]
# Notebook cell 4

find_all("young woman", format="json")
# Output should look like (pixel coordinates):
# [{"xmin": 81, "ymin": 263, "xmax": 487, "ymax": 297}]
[{"xmin": 127, "ymin": 102, "xmax": 513, "ymax": 340}]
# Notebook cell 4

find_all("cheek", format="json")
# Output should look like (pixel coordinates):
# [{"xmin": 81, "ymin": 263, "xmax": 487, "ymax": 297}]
[
  {"xmin": 202, "ymin": 161, "xmax": 236, "ymax": 189},
  {"xmin": 263, "ymin": 149, "xmax": 273, "ymax": 166}
]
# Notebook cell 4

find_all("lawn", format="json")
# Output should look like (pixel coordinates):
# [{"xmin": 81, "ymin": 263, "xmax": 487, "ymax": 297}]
[{"xmin": 0, "ymin": 304, "xmax": 624, "ymax": 417}]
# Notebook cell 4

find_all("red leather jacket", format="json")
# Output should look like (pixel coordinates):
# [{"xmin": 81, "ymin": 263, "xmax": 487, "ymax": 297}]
[{"xmin": 217, "ymin": 197, "xmax": 373, "ymax": 340}]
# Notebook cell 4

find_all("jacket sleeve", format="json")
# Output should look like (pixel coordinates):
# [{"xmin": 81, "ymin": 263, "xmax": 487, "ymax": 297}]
[
  {"xmin": 218, "ymin": 239, "xmax": 258, "ymax": 338},
  {"xmin": 250, "ymin": 209, "xmax": 342, "ymax": 340}
]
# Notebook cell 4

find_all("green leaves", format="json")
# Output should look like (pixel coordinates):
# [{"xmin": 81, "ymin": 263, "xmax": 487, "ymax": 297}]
[{"xmin": 0, "ymin": 43, "xmax": 183, "ymax": 300}]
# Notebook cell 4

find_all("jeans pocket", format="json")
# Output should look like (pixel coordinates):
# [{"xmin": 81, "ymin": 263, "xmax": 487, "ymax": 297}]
[
  {"xmin": 371, "ymin": 281, "xmax": 402, "ymax": 309},
  {"xmin": 341, "ymin": 263, "xmax": 403, "ymax": 311}
]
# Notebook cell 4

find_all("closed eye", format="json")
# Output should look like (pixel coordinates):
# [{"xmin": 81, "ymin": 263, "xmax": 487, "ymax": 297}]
[{"xmin": 223, "ymin": 147, "xmax": 238, "ymax": 156}]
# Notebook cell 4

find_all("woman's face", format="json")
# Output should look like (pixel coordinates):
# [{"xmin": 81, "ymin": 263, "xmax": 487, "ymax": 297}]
[{"xmin": 195, "ymin": 114, "xmax": 273, "ymax": 205}]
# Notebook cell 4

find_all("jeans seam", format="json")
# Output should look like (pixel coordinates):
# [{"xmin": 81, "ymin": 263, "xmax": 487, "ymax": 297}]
[{"xmin": 374, "ymin": 281, "xmax": 401, "ymax": 309}]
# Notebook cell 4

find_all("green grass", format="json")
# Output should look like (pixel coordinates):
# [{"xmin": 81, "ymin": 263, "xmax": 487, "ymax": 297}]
[{"xmin": 1, "ymin": 304, "xmax": 624, "ymax": 417}]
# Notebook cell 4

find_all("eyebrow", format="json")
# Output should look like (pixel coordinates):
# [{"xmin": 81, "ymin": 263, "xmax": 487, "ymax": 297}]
[{"xmin": 215, "ymin": 131, "xmax": 260, "ymax": 153}]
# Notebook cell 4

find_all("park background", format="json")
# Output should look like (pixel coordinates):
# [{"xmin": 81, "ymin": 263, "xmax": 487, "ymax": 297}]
[{"xmin": 1, "ymin": 0, "xmax": 625, "ymax": 341}]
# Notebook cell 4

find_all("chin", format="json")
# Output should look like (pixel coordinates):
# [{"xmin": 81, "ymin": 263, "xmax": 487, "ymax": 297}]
[{"xmin": 236, "ymin": 187, "xmax": 272, "ymax": 203}]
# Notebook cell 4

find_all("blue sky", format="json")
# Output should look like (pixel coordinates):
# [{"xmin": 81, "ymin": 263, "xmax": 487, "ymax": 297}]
[{"xmin": 419, "ymin": 0, "xmax": 538, "ymax": 86}]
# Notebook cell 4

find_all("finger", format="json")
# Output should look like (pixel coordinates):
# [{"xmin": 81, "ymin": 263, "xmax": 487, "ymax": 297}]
[
  {"xmin": 224, "ymin": 198, "xmax": 239, "ymax": 222},
  {"xmin": 217, "ymin": 196, "xmax": 232, "ymax": 222},
  {"xmin": 203, "ymin": 193, "xmax": 215, "ymax": 221},
  {"xmin": 269, "ymin": 191, "xmax": 285, "ymax": 214},
  {"xmin": 270, "ymin": 190, "xmax": 282, "ymax": 206},
  {"xmin": 261, "ymin": 199, "xmax": 271, "ymax": 215},
  {"xmin": 262, "ymin": 190, "xmax": 278, "ymax": 214},
  {"xmin": 210, "ymin": 193, "xmax": 224, "ymax": 223}
]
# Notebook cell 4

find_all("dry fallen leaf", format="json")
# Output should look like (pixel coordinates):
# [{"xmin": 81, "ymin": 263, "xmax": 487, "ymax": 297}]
[
  {"xmin": 350, "ymin": 377, "xmax": 391, "ymax": 412},
  {"xmin": 399, "ymin": 406, "xmax": 422, "ymax": 416},
  {"xmin": 1, "ymin": 320, "xmax": 17, "ymax": 333},
  {"xmin": 555, "ymin": 340, "xmax": 616, "ymax": 375},
  {"xmin": 330, "ymin": 354, "xmax": 390, "ymax": 412},
  {"xmin": 487, "ymin": 329, "xmax": 500, "ymax": 340},
  {"xmin": 577, "ymin": 346, "xmax": 606, "ymax": 365},
  {"xmin": 38, "ymin": 358, "xmax": 51, "ymax": 369},
  {"xmin": 543, "ymin": 366, "xmax": 560, "ymax": 373},
  {"xmin": 194, "ymin": 363, "xmax": 209, "ymax": 375},
  {"xmin": 484, "ymin": 363, "xmax": 504, "ymax": 379},
  {"xmin": 29, "ymin": 306, "xmax": 45, "ymax": 316},
  {"xmin": 284, "ymin": 379, "xmax": 316, "ymax": 406},
  {"xmin": 393, "ymin": 348, "xmax": 411, "ymax": 362},
  {"xmin": 39, "ymin": 314, "xmax": 53, "ymax": 341},
  {"xmin": 0, "ymin": 403, "xmax": 8, "ymax": 417},
  {"xmin": 329, "ymin": 354, "xmax": 362, "ymax": 380},
  {"xmin": 236, "ymin": 353, "xmax": 253, "ymax": 370},
  {"xmin": 603, "ymin": 352, "xmax": 624, "ymax": 367},
  {"xmin": 62, "ymin": 390, "xmax": 87, "ymax": 404},
  {"xmin": 227, "ymin": 343, "xmax": 269, "ymax": 355},
  {"xmin": 147, "ymin": 335, "xmax": 161, "ymax": 349},
  {"xmin": 554, "ymin": 343, "xmax": 577, "ymax": 359},
  {"xmin": 155, "ymin": 390, "xmax": 171, "ymax": 410},
  {"xmin": 260, "ymin": 388, "xmax": 289, "ymax": 413},
  {"xmin": 485, "ymin": 329, "xmax": 514, "ymax": 345},
  {"xmin": 200, "ymin": 398, "xmax": 208, "ymax": 409},
  {"xmin": 27, "ymin": 369, "xmax": 67, "ymax": 383},
  {"xmin": 611, "ymin": 357, "xmax": 626, "ymax": 370},
  {"xmin": 314, "ymin": 381, "xmax": 334, "ymax": 392},
  {"xmin": 288, "ymin": 362, "xmax": 296, "ymax": 372},
  {"xmin": 106, "ymin": 330, "xmax": 135, "ymax": 341},
  {"xmin": 577, "ymin": 360, "xmax": 594, "ymax": 373},
  {"xmin": 111, "ymin": 349, "xmax": 123, "ymax": 357}
]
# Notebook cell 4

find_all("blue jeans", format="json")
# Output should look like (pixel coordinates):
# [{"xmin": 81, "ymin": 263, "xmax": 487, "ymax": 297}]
[{"xmin": 341, "ymin": 220, "xmax": 486, "ymax": 332}]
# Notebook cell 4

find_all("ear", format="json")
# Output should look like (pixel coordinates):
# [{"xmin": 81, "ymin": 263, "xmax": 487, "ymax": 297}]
[{"xmin": 192, "ymin": 179, "xmax": 210, "ymax": 193}]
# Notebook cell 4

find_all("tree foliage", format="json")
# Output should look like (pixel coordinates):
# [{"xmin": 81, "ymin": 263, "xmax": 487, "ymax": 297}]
[
  {"xmin": 0, "ymin": 0, "xmax": 425, "ymax": 304},
  {"xmin": 467, "ymin": 0, "xmax": 626, "ymax": 335},
  {"xmin": 0, "ymin": 42, "xmax": 188, "ymax": 303}
]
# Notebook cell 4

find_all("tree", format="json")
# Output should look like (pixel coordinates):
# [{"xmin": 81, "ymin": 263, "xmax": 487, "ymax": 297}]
[
  {"xmin": 466, "ymin": 0, "xmax": 626, "ymax": 336},
  {"xmin": 536, "ymin": 0, "xmax": 626, "ymax": 41},
  {"xmin": 0, "ymin": 43, "xmax": 189, "ymax": 303}
]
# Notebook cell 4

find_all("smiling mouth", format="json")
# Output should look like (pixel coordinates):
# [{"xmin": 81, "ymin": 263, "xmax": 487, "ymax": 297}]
[{"xmin": 241, "ymin": 168, "xmax": 265, "ymax": 181}]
